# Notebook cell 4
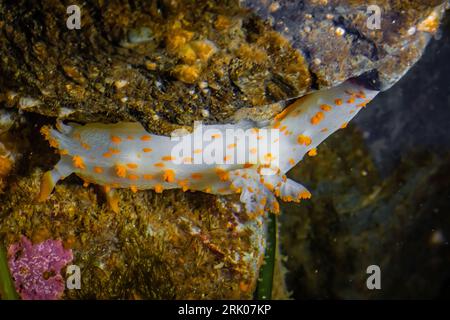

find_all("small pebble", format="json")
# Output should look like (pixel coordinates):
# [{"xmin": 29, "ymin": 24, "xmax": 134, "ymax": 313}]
[{"xmin": 114, "ymin": 80, "xmax": 128, "ymax": 89}]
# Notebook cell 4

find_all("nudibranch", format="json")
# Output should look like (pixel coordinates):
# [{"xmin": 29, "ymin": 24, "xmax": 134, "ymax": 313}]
[{"xmin": 38, "ymin": 81, "xmax": 379, "ymax": 215}]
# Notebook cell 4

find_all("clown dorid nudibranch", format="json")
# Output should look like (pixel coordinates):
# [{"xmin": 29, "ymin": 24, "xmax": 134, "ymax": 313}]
[{"xmin": 38, "ymin": 81, "xmax": 379, "ymax": 215}]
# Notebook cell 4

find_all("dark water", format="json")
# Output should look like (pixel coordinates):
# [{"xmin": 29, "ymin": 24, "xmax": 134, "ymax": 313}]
[{"xmin": 355, "ymin": 24, "xmax": 450, "ymax": 175}]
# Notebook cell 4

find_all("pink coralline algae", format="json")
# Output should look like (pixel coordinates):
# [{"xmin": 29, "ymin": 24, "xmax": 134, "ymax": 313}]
[{"xmin": 7, "ymin": 236, "xmax": 73, "ymax": 300}]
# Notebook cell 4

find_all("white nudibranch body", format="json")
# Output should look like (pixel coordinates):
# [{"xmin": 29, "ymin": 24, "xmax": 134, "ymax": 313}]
[{"xmin": 39, "ymin": 81, "xmax": 379, "ymax": 215}]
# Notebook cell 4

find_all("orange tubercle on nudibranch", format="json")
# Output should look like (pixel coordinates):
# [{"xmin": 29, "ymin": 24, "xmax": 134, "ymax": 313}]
[
  {"xmin": 215, "ymin": 168, "xmax": 229, "ymax": 181},
  {"xmin": 310, "ymin": 111, "xmax": 325, "ymax": 125},
  {"xmin": 191, "ymin": 173, "xmax": 203, "ymax": 180},
  {"xmin": 320, "ymin": 104, "xmax": 332, "ymax": 112},
  {"xmin": 41, "ymin": 126, "xmax": 59, "ymax": 148},
  {"xmin": 128, "ymin": 174, "xmax": 139, "ymax": 181},
  {"xmin": 81, "ymin": 142, "xmax": 91, "ymax": 150},
  {"xmin": 109, "ymin": 148, "xmax": 121, "ymax": 155},
  {"xmin": 127, "ymin": 163, "xmax": 138, "ymax": 169},
  {"xmin": 111, "ymin": 135, "xmax": 122, "ymax": 144},
  {"xmin": 177, "ymin": 179, "xmax": 189, "ymax": 192},
  {"xmin": 93, "ymin": 166, "xmax": 103, "ymax": 174},
  {"xmin": 299, "ymin": 190, "xmax": 312, "ymax": 199},
  {"xmin": 308, "ymin": 148, "xmax": 318, "ymax": 157}
]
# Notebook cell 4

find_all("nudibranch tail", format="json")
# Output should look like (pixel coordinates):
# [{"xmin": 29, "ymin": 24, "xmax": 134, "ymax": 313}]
[{"xmin": 38, "ymin": 124, "xmax": 84, "ymax": 202}]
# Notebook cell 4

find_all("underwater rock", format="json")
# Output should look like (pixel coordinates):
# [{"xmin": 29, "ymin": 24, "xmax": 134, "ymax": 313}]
[
  {"xmin": 279, "ymin": 18, "xmax": 450, "ymax": 298},
  {"xmin": 243, "ymin": 0, "xmax": 447, "ymax": 90},
  {"xmin": 0, "ymin": 0, "xmax": 446, "ymax": 133}
]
